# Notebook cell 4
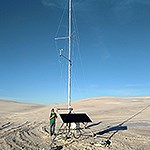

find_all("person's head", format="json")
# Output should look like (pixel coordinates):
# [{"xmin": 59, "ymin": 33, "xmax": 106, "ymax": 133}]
[{"xmin": 51, "ymin": 108, "xmax": 54, "ymax": 112}]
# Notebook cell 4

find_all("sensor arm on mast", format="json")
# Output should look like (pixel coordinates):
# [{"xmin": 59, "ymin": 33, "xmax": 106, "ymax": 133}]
[{"xmin": 59, "ymin": 49, "xmax": 72, "ymax": 65}]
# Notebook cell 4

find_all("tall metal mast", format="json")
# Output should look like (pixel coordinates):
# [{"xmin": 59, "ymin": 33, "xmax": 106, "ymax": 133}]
[
  {"xmin": 55, "ymin": 0, "xmax": 72, "ymax": 111},
  {"xmin": 68, "ymin": 0, "xmax": 72, "ymax": 110}
]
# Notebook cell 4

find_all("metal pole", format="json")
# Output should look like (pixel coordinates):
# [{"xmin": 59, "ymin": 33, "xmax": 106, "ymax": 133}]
[{"xmin": 68, "ymin": 0, "xmax": 72, "ymax": 110}]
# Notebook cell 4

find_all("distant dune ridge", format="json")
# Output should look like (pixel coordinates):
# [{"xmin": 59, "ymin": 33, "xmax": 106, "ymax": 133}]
[{"xmin": 0, "ymin": 97, "xmax": 150, "ymax": 150}]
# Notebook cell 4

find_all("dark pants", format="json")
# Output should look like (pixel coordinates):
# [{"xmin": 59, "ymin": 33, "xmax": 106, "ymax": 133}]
[{"xmin": 50, "ymin": 123, "xmax": 55, "ymax": 136}]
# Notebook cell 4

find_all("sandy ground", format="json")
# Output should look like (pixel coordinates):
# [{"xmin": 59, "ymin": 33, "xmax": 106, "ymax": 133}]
[{"xmin": 0, "ymin": 97, "xmax": 150, "ymax": 150}]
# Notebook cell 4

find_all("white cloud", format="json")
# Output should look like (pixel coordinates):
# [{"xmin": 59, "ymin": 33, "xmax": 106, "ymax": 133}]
[
  {"xmin": 125, "ymin": 83, "xmax": 145, "ymax": 87},
  {"xmin": 41, "ymin": 0, "xmax": 57, "ymax": 7},
  {"xmin": 41, "ymin": 0, "xmax": 65, "ymax": 9}
]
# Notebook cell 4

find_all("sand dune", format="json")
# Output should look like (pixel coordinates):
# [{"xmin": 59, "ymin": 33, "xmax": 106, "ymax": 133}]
[{"xmin": 0, "ymin": 97, "xmax": 150, "ymax": 150}]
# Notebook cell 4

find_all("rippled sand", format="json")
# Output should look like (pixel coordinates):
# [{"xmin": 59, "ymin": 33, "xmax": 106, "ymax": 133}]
[{"xmin": 0, "ymin": 97, "xmax": 150, "ymax": 150}]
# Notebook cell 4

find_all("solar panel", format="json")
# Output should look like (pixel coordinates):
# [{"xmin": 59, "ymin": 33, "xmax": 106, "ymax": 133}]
[{"xmin": 59, "ymin": 113, "xmax": 92, "ymax": 123}]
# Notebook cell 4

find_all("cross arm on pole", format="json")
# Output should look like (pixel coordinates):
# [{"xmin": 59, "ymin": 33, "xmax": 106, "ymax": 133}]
[{"xmin": 55, "ymin": 36, "xmax": 69, "ymax": 40}]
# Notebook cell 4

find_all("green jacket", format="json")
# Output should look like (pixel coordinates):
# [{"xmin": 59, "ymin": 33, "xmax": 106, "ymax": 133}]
[{"xmin": 50, "ymin": 112, "xmax": 57, "ymax": 124}]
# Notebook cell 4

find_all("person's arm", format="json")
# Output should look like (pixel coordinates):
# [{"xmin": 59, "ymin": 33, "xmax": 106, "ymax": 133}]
[
  {"xmin": 49, "ymin": 115, "xmax": 55, "ymax": 120},
  {"xmin": 49, "ymin": 113, "xmax": 57, "ymax": 120}
]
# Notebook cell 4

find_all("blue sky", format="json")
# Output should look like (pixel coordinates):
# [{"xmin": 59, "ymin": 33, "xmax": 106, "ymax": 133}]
[{"xmin": 0, "ymin": 0, "xmax": 150, "ymax": 104}]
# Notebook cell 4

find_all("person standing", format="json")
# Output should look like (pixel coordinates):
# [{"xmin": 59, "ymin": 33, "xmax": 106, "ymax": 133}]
[{"xmin": 49, "ymin": 108, "xmax": 57, "ymax": 136}]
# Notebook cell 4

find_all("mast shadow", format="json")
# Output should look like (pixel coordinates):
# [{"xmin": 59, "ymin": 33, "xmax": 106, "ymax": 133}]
[
  {"xmin": 95, "ymin": 104, "xmax": 150, "ymax": 142},
  {"xmin": 96, "ymin": 125, "xmax": 127, "ymax": 135}
]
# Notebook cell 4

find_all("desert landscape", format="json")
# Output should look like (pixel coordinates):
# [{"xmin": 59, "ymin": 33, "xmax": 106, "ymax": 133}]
[{"xmin": 0, "ymin": 97, "xmax": 150, "ymax": 150}]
